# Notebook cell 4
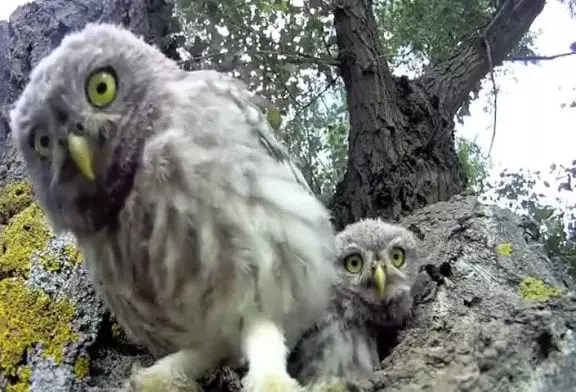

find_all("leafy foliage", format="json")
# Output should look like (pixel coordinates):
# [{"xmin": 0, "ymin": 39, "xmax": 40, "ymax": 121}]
[
  {"xmin": 277, "ymin": 83, "xmax": 349, "ymax": 198},
  {"xmin": 174, "ymin": 0, "xmax": 337, "ymax": 109},
  {"xmin": 455, "ymin": 133, "xmax": 576, "ymax": 275},
  {"xmin": 376, "ymin": 0, "xmax": 494, "ymax": 71},
  {"xmin": 374, "ymin": 0, "xmax": 537, "ymax": 74},
  {"xmin": 456, "ymin": 136, "xmax": 491, "ymax": 192},
  {"xmin": 173, "ymin": 0, "xmax": 344, "ymax": 195},
  {"xmin": 558, "ymin": 0, "xmax": 576, "ymax": 18},
  {"xmin": 475, "ymin": 162, "xmax": 576, "ymax": 277}
]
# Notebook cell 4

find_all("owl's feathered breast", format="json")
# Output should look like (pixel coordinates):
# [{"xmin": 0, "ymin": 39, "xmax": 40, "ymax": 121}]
[{"xmin": 288, "ymin": 301, "xmax": 378, "ymax": 384}]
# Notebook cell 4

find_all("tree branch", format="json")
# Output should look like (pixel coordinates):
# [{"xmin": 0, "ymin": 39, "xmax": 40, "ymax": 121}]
[
  {"xmin": 294, "ymin": 78, "xmax": 337, "ymax": 118},
  {"xmin": 484, "ymin": 35, "xmax": 498, "ymax": 157},
  {"xmin": 419, "ymin": 0, "xmax": 545, "ymax": 116},
  {"xmin": 507, "ymin": 51, "xmax": 576, "ymax": 63}
]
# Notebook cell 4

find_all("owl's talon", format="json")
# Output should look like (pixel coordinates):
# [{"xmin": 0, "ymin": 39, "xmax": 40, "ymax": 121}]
[
  {"xmin": 305, "ymin": 376, "xmax": 362, "ymax": 392},
  {"xmin": 120, "ymin": 362, "xmax": 203, "ymax": 392},
  {"xmin": 242, "ymin": 371, "xmax": 303, "ymax": 392}
]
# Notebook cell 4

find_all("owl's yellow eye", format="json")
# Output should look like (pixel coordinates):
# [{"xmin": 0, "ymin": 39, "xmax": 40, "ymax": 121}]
[
  {"xmin": 390, "ymin": 247, "xmax": 405, "ymax": 268},
  {"xmin": 344, "ymin": 254, "xmax": 363, "ymax": 274},
  {"xmin": 86, "ymin": 68, "xmax": 117, "ymax": 108},
  {"xmin": 33, "ymin": 132, "xmax": 52, "ymax": 159}
]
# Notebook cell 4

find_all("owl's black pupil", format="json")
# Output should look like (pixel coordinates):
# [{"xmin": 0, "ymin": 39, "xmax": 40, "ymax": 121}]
[
  {"xmin": 96, "ymin": 82, "xmax": 107, "ymax": 95},
  {"xmin": 39, "ymin": 136, "xmax": 50, "ymax": 148}
]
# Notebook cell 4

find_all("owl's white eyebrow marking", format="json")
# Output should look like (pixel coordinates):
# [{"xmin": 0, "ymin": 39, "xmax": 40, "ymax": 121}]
[
  {"xmin": 387, "ymin": 236, "xmax": 405, "ymax": 247},
  {"xmin": 341, "ymin": 244, "xmax": 362, "ymax": 257}
]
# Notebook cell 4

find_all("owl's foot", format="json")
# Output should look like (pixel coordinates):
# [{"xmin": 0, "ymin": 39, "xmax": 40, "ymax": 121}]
[
  {"xmin": 242, "ymin": 370, "xmax": 302, "ymax": 392},
  {"xmin": 120, "ymin": 359, "xmax": 204, "ymax": 392},
  {"xmin": 241, "ymin": 318, "xmax": 303, "ymax": 392},
  {"xmin": 304, "ymin": 376, "xmax": 363, "ymax": 392}
]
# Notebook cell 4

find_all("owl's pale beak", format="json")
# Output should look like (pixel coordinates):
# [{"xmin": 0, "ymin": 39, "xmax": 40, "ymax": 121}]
[
  {"xmin": 67, "ymin": 134, "xmax": 95, "ymax": 181},
  {"xmin": 373, "ymin": 264, "xmax": 386, "ymax": 296}
]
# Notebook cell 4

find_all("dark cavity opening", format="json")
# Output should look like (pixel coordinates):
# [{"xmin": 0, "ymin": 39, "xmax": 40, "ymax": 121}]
[{"xmin": 536, "ymin": 330, "xmax": 555, "ymax": 360}]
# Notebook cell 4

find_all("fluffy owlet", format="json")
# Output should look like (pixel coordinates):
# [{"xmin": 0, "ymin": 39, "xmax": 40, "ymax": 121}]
[
  {"xmin": 288, "ymin": 218, "xmax": 420, "ymax": 385},
  {"xmin": 9, "ymin": 23, "xmax": 337, "ymax": 392}
]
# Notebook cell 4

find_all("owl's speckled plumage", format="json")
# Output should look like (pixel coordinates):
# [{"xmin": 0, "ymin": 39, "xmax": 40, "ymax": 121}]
[
  {"xmin": 288, "ymin": 218, "xmax": 420, "ymax": 384},
  {"xmin": 9, "ymin": 23, "xmax": 336, "ymax": 392}
]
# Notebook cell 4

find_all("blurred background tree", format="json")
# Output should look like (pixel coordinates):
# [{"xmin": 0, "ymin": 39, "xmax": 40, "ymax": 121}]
[
  {"xmin": 169, "ymin": 0, "xmax": 576, "ymax": 273},
  {"xmin": 171, "ymin": 0, "xmax": 542, "ymax": 206}
]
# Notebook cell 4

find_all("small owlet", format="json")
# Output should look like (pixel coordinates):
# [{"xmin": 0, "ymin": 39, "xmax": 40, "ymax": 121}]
[
  {"xmin": 9, "ymin": 23, "xmax": 336, "ymax": 392},
  {"xmin": 288, "ymin": 218, "xmax": 420, "ymax": 385}
]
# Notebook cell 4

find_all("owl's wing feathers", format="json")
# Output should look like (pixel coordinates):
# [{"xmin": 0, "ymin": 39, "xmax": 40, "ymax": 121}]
[
  {"xmin": 256, "ymin": 123, "xmax": 313, "ymax": 194},
  {"xmin": 194, "ymin": 70, "xmax": 313, "ymax": 194},
  {"xmin": 136, "ymin": 69, "xmax": 334, "ymax": 337}
]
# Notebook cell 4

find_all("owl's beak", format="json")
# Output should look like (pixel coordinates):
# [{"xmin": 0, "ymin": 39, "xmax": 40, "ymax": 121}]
[
  {"xmin": 373, "ymin": 264, "xmax": 386, "ymax": 297},
  {"xmin": 67, "ymin": 134, "xmax": 95, "ymax": 181}
]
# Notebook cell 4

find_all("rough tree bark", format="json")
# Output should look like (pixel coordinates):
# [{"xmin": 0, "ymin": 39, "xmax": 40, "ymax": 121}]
[{"xmin": 329, "ymin": 0, "xmax": 546, "ymax": 231}]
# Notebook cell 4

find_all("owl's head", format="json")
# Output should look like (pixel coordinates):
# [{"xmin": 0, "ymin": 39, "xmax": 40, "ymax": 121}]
[
  {"xmin": 9, "ymin": 23, "xmax": 178, "ymax": 234},
  {"xmin": 334, "ymin": 218, "xmax": 420, "ymax": 314}
]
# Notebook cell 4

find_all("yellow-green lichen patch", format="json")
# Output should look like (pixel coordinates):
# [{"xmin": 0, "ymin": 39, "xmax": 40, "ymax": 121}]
[
  {"xmin": 73, "ymin": 354, "xmax": 90, "ymax": 379},
  {"xmin": 5, "ymin": 365, "xmax": 31, "ymax": 392},
  {"xmin": 38, "ymin": 253, "xmax": 61, "ymax": 272},
  {"xmin": 38, "ymin": 242, "xmax": 84, "ymax": 273},
  {"xmin": 0, "ymin": 277, "xmax": 78, "ymax": 378},
  {"xmin": 0, "ymin": 203, "xmax": 54, "ymax": 277},
  {"xmin": 111, "ymin": 322, "xmax": 124, "ymax": 340},
  {"xmin": 63, "ymin": 243, "xmax": 84, "ymax": 265},
  {"xmin": 518, "ymin": 277, "xmax": 566, "ymax": 302},
  {"xmin": 0, "ymin": 181, "xmax": 34, "ymax": 225}
]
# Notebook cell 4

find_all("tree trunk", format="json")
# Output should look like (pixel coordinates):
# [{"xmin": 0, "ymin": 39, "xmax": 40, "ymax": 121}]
[{"xmin": 329, "ymin": 0, "xmax": 545, "ymax": 231}]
